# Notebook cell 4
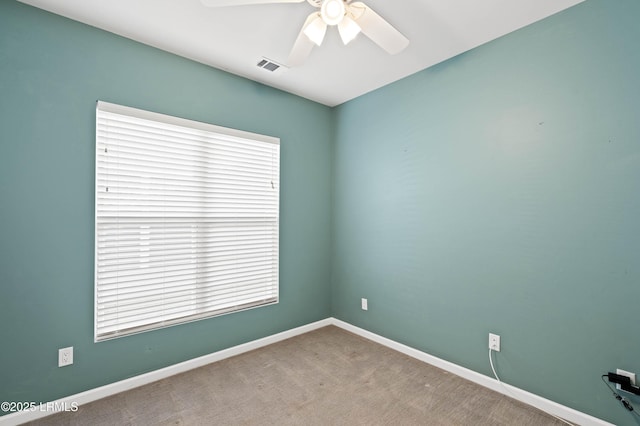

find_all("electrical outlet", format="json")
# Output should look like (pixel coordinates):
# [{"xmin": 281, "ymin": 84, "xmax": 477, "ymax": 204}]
[
  {"xmin": 58, "ymin": 347, "xmax": 73, "ymax": 367},
  {"xmin": 616, "ymin": 369, "xmax": 636, "ymax": 392},
  {"xmin": 361, "ymin": 298, "xmax": 368, "ymax": 311},
  {"xmin": 489, "ymin": 333, "xmax": 500, "ymax": 352}
]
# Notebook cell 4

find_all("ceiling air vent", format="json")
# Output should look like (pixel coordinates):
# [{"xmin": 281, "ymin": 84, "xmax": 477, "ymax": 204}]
[{"xmin": 256, "ymin": 57, "xmax": 288, "ymax": 76}]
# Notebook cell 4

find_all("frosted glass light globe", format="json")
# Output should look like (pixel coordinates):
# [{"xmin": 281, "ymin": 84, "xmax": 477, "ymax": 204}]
[{"xmin": 321, "ymin": 0, "xmax": 345, "ymax": 26}]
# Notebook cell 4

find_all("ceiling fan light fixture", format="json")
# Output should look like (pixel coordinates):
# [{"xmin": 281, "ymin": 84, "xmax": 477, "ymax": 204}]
[
  {"xmin": 337, "ymin": 15, "xmax": 360, "ymax": 45},
  {"xmin": 303, "ymin": 15, "xmax": 327, "ymax": 46},
  {"xmin": 320, "ymin": 0, "xmax": 345, "ymax": 26}
]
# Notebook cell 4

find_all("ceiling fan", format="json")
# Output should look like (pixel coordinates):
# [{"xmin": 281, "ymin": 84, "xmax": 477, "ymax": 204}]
[{"xmin": 200, "ymin": 0, "xmax": 409, "ymax": 66}]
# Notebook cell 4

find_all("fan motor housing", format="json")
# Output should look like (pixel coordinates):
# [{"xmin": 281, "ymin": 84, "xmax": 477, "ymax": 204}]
[{"xmin": 307, "ymin": 0, "xmax": 324, "ymax": 7}]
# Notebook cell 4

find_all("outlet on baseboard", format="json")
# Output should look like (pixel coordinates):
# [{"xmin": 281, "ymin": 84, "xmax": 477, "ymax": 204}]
[{"xmin": 361, "ymin": 298, "xmax": 368, "ymax": 311}]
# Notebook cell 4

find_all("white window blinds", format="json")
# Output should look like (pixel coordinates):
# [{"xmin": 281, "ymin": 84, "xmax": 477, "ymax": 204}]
[{"xmin": 95, "ymin": 101, "xmax": 280, "ymax": 341}]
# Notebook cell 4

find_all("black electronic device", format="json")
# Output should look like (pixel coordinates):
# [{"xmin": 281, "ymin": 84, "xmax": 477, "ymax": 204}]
[{"xmin": 607, "ymin": 372, "xmax": 640, "ymax": 396}]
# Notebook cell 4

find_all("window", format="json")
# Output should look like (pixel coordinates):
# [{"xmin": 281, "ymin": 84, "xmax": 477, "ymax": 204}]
[{"xmin": 95, "ymin": 101, "xmax": 280, "ymax": 341}]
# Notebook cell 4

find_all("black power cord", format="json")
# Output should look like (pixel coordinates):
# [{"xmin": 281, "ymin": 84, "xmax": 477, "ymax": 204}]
[{"xmin": 602, "ymin": 374, "xmax": 640, "ymax": 418}]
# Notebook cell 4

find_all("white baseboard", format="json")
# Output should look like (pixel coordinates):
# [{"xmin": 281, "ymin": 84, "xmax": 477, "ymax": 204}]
[
  {"xmin": 1, "ymin": 317, "xmax": 610, "ymax": 426},
  {"xmin": 0, "ymin": 318, "xmax": 332, "ymax": 426},
  {"xmin": 330, "ymin": 318, "xmax": 612, "ymax": 426}
]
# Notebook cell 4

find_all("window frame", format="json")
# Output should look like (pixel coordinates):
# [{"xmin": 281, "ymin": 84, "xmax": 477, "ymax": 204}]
[{"xmin": 94, "ymin": 101, "xmax": 280, "ymax": 342}]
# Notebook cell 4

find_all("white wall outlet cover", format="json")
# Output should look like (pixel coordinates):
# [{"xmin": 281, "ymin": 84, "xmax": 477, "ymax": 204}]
[
  {"xmin": 58, "ymin": 346, "xmax": 74, "ymax": 367},
  {"xmin": 489, "ymin": 333, "xmax": 501, "ymax": 352},
  {"xmin": 361, "ymin": 298, "xmax": 368, "ymax": 311}
]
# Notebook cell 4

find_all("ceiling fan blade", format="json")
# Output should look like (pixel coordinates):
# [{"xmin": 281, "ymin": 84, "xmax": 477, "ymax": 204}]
[
  {"xmin": 201, "ymin": 0, "xmax": 304, "ymax": 7},
  {"xmin": 348, "ymin": 2, "xmax": 409, "ymax": 54},
  {"xmin": 288, "ymin": 13, "xmax": 320, "ymax": 67}
]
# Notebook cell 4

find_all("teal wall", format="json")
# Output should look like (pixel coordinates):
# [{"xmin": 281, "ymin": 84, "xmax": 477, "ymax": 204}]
[
  {"xmin": 332, "ymin": 1, "xmax": 640, "ymax": 425},
  {"xmin": 0, "ymin": 1, "xmax": 332, "ymax": 409},
  {"xmin": 2, "ymin": 0, "xmax": 639, "ymax": 424}
]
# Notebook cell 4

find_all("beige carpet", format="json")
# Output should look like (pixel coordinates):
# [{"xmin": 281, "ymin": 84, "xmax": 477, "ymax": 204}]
[{"xmin": 27, "ymin": 326, "xmax": 569, "ymax": 425}]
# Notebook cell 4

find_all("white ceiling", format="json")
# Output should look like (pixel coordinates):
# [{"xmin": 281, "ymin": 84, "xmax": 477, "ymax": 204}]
[{"xmin": 18, "ymin": 0, "xmax": 583, "ymax": 107}]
